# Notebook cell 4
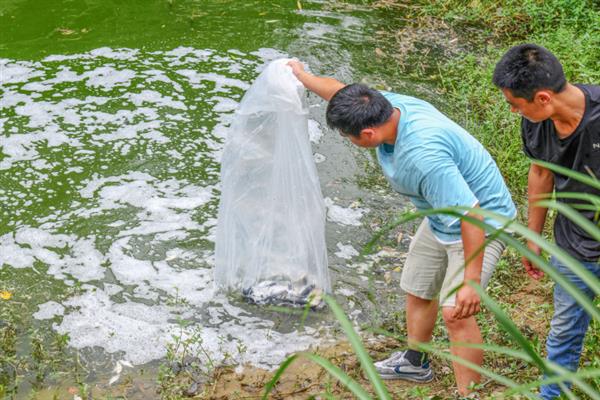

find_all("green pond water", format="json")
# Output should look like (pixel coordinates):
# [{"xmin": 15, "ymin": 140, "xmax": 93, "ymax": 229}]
[{"xmin": 0, "ymin": 1, "xmax": 439, "ymax": 397}]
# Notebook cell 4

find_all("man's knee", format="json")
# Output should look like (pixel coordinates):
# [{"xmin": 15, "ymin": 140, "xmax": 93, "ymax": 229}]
[
  {"xmin": 442, "ymin": 307, "xmax": 467, "ymax": 330},
  {"xmin": 548, "ymin": 303, "xmax": 591, "ymax": 343}
]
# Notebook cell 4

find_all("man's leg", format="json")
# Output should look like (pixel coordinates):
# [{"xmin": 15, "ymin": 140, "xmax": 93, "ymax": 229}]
[
  {"xmin": 402, "ymin": 221, "xmax": 446, "ymax": 351},
  {"xmin": 540, "ymin": 257, "xmax": 600, "ymax": 400},
  {"xmin": 441, "ymin": 238, "xmax": 506, "ymax": 395},
  {"xmin": 442, "ymin": 309, "xmax": 483, "ymax": 395},
  {"xmin": 406, "ymin": 293, "xmax": 438, "ymax": 348},
  {"xmin": 375, "ymin": 220, "xmax": 446, "ymax": 381}
]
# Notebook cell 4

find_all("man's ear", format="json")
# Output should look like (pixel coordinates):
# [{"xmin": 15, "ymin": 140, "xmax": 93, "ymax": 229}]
[
  {"xmin": 360, "ymin": 128, "xmax": 375, "ymax": 140},
  {"xmin": 535, "ymin": 90, "xmax": 552, "ymax": 105}
]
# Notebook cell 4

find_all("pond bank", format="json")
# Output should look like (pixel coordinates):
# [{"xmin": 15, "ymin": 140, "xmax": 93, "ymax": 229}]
[{"xmin": 2, "ymin": 0, "xmax": 599, "ymax": 399}]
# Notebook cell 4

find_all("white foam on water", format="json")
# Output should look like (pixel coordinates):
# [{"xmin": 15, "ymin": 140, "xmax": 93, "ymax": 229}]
[
  {"xmin": 55, "ymin": 287, "xmax": 322, "ymax": 368},
  {"xmin": 250, "ymin": 48, "xmax": 289, "ymax": 69},
  {"xmin": 212, "ymin": 96, "xmax": 239, "ymax": 112},
  {"xmin": 334, "ymin": 242, "xmax": 359, "ymax": 259},
  {"xmin": 125, "ymin": 90, "xmax": 186, "ymax": 110},
  {"xmin": 107, "ymin": 237, "xmax": 215, "ymax": 304},
  {"xmin": 308, "ymin": 119, "xmax": 323, "ymax": 143},
  {"xmin": 21, "ymin": 81, "xmax": 54, "ymax": 92},
  {"xmin": 0, "ymin": 59, "xmax": 44, "ymax": 84},
  {"xmin": 33, "ymin": 301, "xmax": 65, "ymax": 320},
  {"xmin": 0, "ymin": 232, "xmax": 36, "ymax": 268},
  {"xmin": 84, "ymin": 66, "xmax": 137, "ymax": 89},
  {"xmin": 143, "ymin": 69, "xmax": 184, "ymax": 92},
  {"xmin": 163, "ymin": 47, "xmax": 213, "ymax": 60},
  {"xmin": 0, "ymin": 228, "xmax": 106, "ymax": 282},
  {"xmin": 89, "ymin": 47, "xmax": 140, "ymax": 60},
  {"xmin": 43, "ymin": 54, "xmax": 87, "ymax": 62},
  {"xmin": 55, "ymin": 288, "xmax": 173, "ymax": 364},
  {"xmin": 314, "ymin": 153, "xmax": 326, "ymax": 163},
  {"xmin": 176, "ymin": 70, "xmax": 250, "ymax": 92},
  {"xmin": 324, "ymin": 197, "xmax": 368, "ymax": 226},
  {"xmin": 3, "ymin": 46, "xmax": 330, "ymax": 370}
]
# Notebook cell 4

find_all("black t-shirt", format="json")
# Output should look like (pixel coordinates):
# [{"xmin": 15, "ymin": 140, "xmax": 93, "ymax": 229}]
[{"xmin": 521, "ymin": 84, "xmax": 600, "ymax": 262}]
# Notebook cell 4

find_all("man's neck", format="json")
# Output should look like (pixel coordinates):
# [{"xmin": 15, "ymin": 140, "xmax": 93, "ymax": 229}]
[
  {"xmin": 382, "ymin": 108, "xmax": 401, "ymax": 145},
  {"xmin": 550, "ymin": 83, "xmax": 586, "ymax": 138}
]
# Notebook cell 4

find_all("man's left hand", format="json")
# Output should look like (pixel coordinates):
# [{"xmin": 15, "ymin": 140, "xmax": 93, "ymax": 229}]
[{"xmin": 453, "ymin": 284, "xmax": 481, "ymax": 319}]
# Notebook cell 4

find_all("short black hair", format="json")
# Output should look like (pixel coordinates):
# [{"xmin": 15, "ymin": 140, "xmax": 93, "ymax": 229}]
[
  {"xmin": 492, "ymin": 43, "xmax": 567, "ymax": 101},
  {"xmin": 326, "ymin": 83, "xmax": 393, "ymax": 137}
]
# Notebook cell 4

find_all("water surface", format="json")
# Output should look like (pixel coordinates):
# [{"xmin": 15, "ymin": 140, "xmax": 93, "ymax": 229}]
[{"xmin": 1, "ymin": 0, "xmax": 425, "ymax": 397}]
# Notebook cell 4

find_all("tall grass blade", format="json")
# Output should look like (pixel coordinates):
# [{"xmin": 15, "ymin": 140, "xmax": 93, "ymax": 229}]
[
  {"xmin": 323, "ymin": 295, "xmax": 391, "ymax": 400},
  {"xmin": 533, "ymin": 160, "xmax": 600, "ymax": 191},
  {"xmin": 262, "ymin": 354, "xmax": 299, "ymax": 400},
  {"xmin": 468, "ymin": 282, "xmax": 547, "ymax": 371},
  {"xmin": 301, "ymin": 353, "xmax": 373, "ymax": 400},
  {"xmin": 463, "ymin": 207, "xmax": 600, "ymax": 297},
  {"xmin": 507, "ymin": 369, "xmax": 600, "ymax": 399},
  {"xmin": 414, "ymin": 341, "xmax": 534, "ymax": 397},
  {"xmin": 553, "ymin": 191, "xmax": 600, "ymax": 206},
  {"xmin": 536, "ymin": 199, "xmax": 600, "ymax": 242},
  {"xmin": 370, "ymin": 327, "xmax": 531, "ymax": 361},
  {"xmin": 372, "ymin": 327, "xmax": 600, "ymax": 398},
  {"xmin": 262, "ymin": 353, "xmax": 372, "ymax": 400},
  {"xmin": 472, "ymin": 281, "xmax": 599, "ymax": 398},
  {"xmin": 362, "ymin": 206, "xmax": 600, "ymax": 318},
  {"xmin": 487, "ymin": 227, "xmax": 600, "ymax": 320}
]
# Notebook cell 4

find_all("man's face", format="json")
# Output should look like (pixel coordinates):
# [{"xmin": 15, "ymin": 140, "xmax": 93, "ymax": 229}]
[{"xmin": 501, "ymin": 88, "xmax": 552, "ymax": 123}]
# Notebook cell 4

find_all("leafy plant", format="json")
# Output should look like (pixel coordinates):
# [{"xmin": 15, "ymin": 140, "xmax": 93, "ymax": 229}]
[
  {"xmin": 263, "ymin": 294, "xmax": 391, "ymax": 400},
  {"xmin": 265, "ymin": 160, "xmax": 599, "ymax": 399}
]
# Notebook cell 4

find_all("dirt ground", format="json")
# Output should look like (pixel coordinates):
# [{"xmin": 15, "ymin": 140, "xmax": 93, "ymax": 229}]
[
  {"xmin": 198, "ymin": 273, "xmax": 554, "ymax": 400},
  {"xmin": 203, "ymin": 337, "xmax": 438, "ymax": 400}
]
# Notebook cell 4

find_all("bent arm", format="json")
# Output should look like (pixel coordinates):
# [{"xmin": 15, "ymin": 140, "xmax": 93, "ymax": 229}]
[
  {"xmin": 520, "ymin": 162, "xmax": 554, "ymax": 279},
  {"xmin": 527, "ymin": 163, "xmax": 554, "ymax": 236},
  {"xmin": 287, "ymin": 61, "xmax": 345, "ymax": 101},
  {"xmin": 453, "ymin": 206, "xmax": 486, "ymax": 319},
  {"xmin": 461, "ymin": 206, "xmax": 485, "ymax": 285}
]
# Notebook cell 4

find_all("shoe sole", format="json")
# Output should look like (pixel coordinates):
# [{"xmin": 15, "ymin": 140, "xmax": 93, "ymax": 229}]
[{"xmin": 378, "ymin": 371, "xmax": 434, "ymax": 383}]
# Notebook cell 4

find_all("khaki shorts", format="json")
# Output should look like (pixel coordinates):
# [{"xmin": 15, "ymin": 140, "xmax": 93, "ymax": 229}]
[{"xmin": 400, "ymin": 220, "xmax": 506, "ymax": 307}]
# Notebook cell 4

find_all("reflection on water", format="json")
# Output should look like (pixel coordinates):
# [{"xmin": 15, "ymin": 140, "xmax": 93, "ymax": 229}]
[{"xmin": 1, "ymin": 0, "xmax": 416, "ymax": 396}]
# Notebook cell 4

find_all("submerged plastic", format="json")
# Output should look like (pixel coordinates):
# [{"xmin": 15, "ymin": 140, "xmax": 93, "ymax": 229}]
[{"xmin": 214, "ymin": 59, "xmax": 330, "ymax": 299}]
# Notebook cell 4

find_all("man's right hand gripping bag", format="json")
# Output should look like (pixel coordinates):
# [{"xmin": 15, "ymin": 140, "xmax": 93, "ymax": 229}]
[{"xmin": 214, "ymin": 59, "xmax": 330, "ymax": 307}]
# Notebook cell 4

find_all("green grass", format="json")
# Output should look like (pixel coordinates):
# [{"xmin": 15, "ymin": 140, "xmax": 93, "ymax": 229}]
[
  {"xmin": 265, "ymin": 169, "xmax": 599, "ymax": 399},
  {"xmin": 397, "ymin": 6, "xmax": 600, "ymax": 393},
  {"xmin": 261, "ymin": 3, "xmax": 600, "ymax": 398},
  {"xmin": 378, "ymin": 0, "xmax": 600, "ymax": 205}
]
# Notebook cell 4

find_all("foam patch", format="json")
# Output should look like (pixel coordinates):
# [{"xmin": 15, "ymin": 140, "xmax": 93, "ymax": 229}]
[
  {"xmin": 2, "ymin": 47, "xmax": 328, "ymax": 369},
  {"xmin": 324, "ymin": 197, "xmax": 368, "ymax": 226}
]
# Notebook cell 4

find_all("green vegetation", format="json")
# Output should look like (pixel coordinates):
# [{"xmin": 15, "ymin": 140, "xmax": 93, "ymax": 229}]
[
  {"xmin": 264, "ymin": 294, "xmax": 392, "ymax": 400},
  {"xmin": 393, "ymin": 4, "xmax": 600, "ymax": 395},
  {"xmin": 0, "ymin": 269, "xmax": 79, "ymax": 398},
  {"xmin": 377, "ymin": 0, "xmax": 600, "ymax": 203},
  {"xmin": 261, "ymin": 1, "xmax": 600, "ymax": 399},
  {"xmin": 266, "ymin": 164, "xmax": 599, "ymax": 399}
]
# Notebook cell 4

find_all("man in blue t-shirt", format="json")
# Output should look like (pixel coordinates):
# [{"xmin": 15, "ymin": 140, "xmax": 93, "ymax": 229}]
[{"xmin": 288, "ymin": 60, "xmax": 516, "ymax": 397}]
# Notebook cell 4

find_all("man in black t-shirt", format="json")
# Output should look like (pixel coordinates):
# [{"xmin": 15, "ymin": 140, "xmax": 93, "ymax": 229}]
[{"xmin": 493, "ymin": 44, "xmax": 600, "ymax": 399}]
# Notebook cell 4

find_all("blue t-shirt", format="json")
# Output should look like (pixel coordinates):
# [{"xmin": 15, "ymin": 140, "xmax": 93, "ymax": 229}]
[{"xmin": 377, "ymin": 91, "xmax": 516, "ymax": 243}]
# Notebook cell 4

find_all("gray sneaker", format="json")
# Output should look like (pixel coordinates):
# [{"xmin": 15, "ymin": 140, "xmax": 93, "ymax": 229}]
[{"xmin": 374, "ymin": 350, "xmax": 434, "ymax": 382}]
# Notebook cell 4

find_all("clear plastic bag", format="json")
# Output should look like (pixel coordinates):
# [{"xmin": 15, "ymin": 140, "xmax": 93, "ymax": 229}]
[{"xmin": 214, "ymin": 59, "xmax": 330, "ymax": 304}]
